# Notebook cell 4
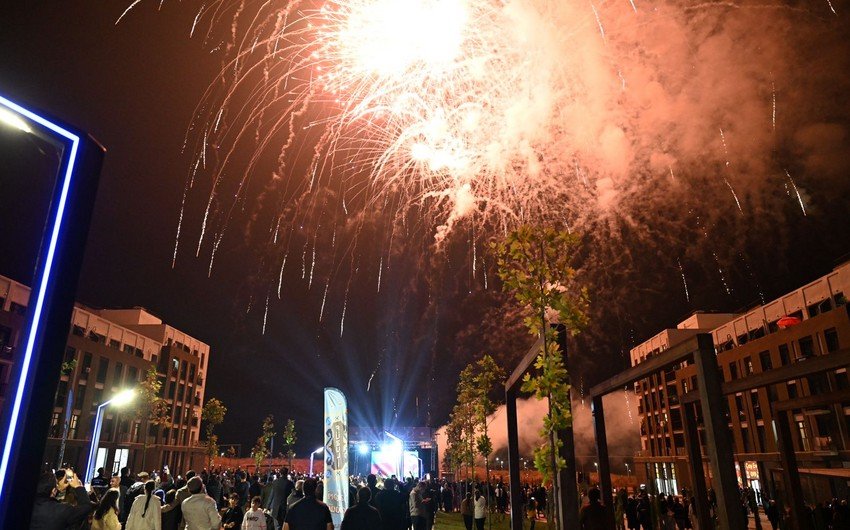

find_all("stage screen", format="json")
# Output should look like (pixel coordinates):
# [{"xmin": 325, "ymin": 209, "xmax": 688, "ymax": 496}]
[{"xmin": 370, "ymin": 450, "xmax": 421, "ymax": 478}]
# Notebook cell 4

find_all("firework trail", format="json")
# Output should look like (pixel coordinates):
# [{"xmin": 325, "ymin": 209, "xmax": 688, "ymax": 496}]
[{"xmin": 120, "ymin": 0, "xmax": 849, "ymax": 339}]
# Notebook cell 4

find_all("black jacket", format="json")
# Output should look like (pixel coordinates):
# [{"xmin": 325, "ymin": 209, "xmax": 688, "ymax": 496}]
[
  {"xmin": 30, "ymin": 486, "xmax": 92, "ymax": 530},
  {"xmin": 341, "ymin": 501, "xmax": 382, "ymax": 530}
]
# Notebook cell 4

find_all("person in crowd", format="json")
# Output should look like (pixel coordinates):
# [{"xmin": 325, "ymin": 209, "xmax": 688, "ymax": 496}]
[
  {"xmin": 181, "ymin": 476, "xmax": 221, "ymax": 530},
  {"xmin": 126, "ymin": 480, "xmax": 162, "ymax": 530},
  {"xmin": 579, "ymin": 487, "xmax": 606, "ymax": 530},
  {"xmin": 287, "ymin": 480, "xmax": 305, "ymax": 510},
  {"xmin": 340, "ymin": 487, "xmax": 381, "ymax": 530},
  {"xmin": 206, "ymin": 471, "xmax": 222, "ymax": 508},
  {"xmin": 91, "ymin": 488, "xmax": 121, "ymax": 530},
  {"xmin": 526, "ymin": 496, "xmax": 537, "ymax": 530},
  {"xmin": 242, "ymin": 496, "xmax": 268, "ymax": 530},
  {"xmin": 460, "ymin": 492, "xmax": 473, "ymax": 530},
  {"xmin": 365, "ymin": 475, "xmax": 379, "ymax": 507},
  {"xmin": 283, "ymin": 478, "xmax": 333, "ymax": 530},
  {"xmin": 161, "ymin": 490, "xmax": 182, "ymax": 530},
  {"xmin": 234, "ymin": 475, "xmax": 250, "ymax": 507},
  {"xmin": 270, "ymin": 468, "xmax": 295, "ymax": 530},
  {"xmin": 765, "ymin": 499, "xmax": 780, "ymax": 530},
  {"xmin": 91, "ymin": 467, "xmax": 110, "ymax": 500},
  {"xmin": 473, "ymin": 489, "xmax": 486, "ymax": 530},
  {"xmin": 409, "ymin": 481, "xmax": 427, "ymax": 530},
  {"xmin": 175, "ymin": 470, "xmax": 197, "ymax": 529},
  {"xmin": 30, "ymin": 470, "xmax": 93, "ymax": 530},
  {"xmin": 375, "ymin": 478, "xmax": 407, "ymax": 530},
  {"xmin": 222, "ymin": 493, "xmax": 245, "ymax": 529}
]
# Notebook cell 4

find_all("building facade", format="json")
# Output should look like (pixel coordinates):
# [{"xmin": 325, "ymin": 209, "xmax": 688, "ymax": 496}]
[
  {"xmin": 0, "ymin": 274, "xmax": 209, "ymax": 476},
  {"xmin": 631, "ymin": 261, "xmax": 850, "ymax": 503}
]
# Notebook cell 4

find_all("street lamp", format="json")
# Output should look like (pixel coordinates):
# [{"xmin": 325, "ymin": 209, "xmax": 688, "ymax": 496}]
[
  {"xmin": 309, "ymin": 447, "xmax": 324, "ymax": 475},
  {"xmin": 625, "ymin": 463, "xmax": 632, "ymax": 479},
  {"xmin": 85, "ymin": 389, "xmax": 136, "ymax": 484}
]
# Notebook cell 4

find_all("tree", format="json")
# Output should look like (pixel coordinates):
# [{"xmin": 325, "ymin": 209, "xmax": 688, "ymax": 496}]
[
  {"xmin": 252, "ymin": 415, "xmax": 275, "ymax": 471},
  {"xmin": 137, "ymin": 365, "xmax": 171, "ymax": 471},
  {"xmin": 493, "ymin": 225, "xmax": 588, "ymax": 529},
  {"xmin": 282, "ymin": 419, "xmax": 297, "ymax": 471},
  {"xmin": 202, "ymin": 398, "xmax": 227, "ymax": 467}
]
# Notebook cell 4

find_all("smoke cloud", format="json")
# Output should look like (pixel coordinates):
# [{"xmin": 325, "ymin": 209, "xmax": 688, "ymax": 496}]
[{"xmin": 437, "ymin": 391, "xmax": 641, "ymax": 467}]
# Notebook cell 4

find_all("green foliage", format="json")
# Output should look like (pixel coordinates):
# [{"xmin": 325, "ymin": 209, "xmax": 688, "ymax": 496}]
[
  {"xmin": 60, "ymin": 359, "xmax": 77, "ymax": 376},
  {"xmin": 492, "ymin": 225, "xmax": 588, "ymax": 487},
  {"xmin": 202, "ymin": 397, "xmax": 227, "ymax": 437},
  {"xmin": 137, "ymin": 365, "xmax": 171, "ymax": 470},
  {"xmin": 448, "ymin": 354, "xmax": 504, "ymax": 481},
  {"xmin": 282, "ymin": 418, "xmax": 297, "ymax": 469},
  {"xmin": 202, "ymin": 397, "xmax": 227, "ymax": 468},
  {"xmin": 252, "ymin": 414, "xmax": 276, "ymax": 470}
]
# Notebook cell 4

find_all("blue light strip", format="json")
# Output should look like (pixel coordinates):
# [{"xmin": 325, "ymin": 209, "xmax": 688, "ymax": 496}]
[{"xmin": 0, "ymin": 95, "xmax": 80, "ymax": 499}]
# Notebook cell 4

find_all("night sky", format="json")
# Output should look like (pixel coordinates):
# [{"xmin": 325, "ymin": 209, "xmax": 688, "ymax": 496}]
[{"xmin": 2, "ymin": 1, "xmax": 850, "ymax": 456}]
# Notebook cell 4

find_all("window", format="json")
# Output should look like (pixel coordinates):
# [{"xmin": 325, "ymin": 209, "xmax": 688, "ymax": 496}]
[
  {"xmin": 759, "ymin": 351, "xmax": 773, "ymax": 371},
  {"xmin": 68, "ymin": 414, "xmax": 79, "ymax": 438},
  {"xmin": 799, "ymin": 336, "xmax": 816, "ymax": 358},
  {"xmin": 741, "ymin": 427, "xmax": 751, "ymax": 452},
  {"xmin": 9, "ymin": 302, "xmax": 27, "ymax": 315},
  {"xmin": 109, "ymin": 339, "xmax": 121, "ymax": 350},
  {"xmin": 127, "ymin": 366, "xmax": 138, "ymax": 383},
  {"xmin": 757, "ymin": 425, "xmax": 767, "ymax": 452},
  {"xmin": 63, "ymin": 346, "xmax": 76, "ymax": 364},
  {"xmin": 50, "ymin": 412, "xmax": 61, "ymax": 437},
  {"xmin": 836, "ymin": 369, "xmax": 849, "ymax": 390},
  {"xmin": 96, "ymin": 358, "xmax": 109, "ymax": 384},
  {"xmin": 167, "ymin": 382, "xmax": 175, "ymax": 400},
  {"xmin": 735, "ymin": 394, "xmax": 745, "ymax": 420},
  {"xmin": 72, "ymin": 325, "xmax": 86, "ymax": 337},
  {"xmin": 88, "ymin": 330, "xmax": 104, "ymax": 343},
  {"xmin": 744, "ymin": 357, "xmax": 754, "ymax": 376},
  {"xmin": 750, "ymin": 391, "xmax": 762, "ymax": 420},
  {"xmin": 825, "ymin": 328, "xmax": 840, "ymax": 353},
  {"xmin": 113, "ymin": 362, "xmax": 123, "ymax": 388},
  {"xmin": 55, "ymin": 380, "xmax": 68, "ymax": 407},
  {"xmin": 835, "ymin": 292, "xmax": 847, "ymax": 306},
  {"xmin": 134, "ymin": 347, "xmax": 143, "ymax": 358},
  {"xmin": 0, "ymin": 326, "xmax": 12, "ymax": 358},
  {"xmin": 787, "ymin": 381, "xmax": 798, "ymax": 399},
  {"xmin": 74, "ymin": 384, "xmax": 86, "ymax": 410},
  {"xmin": 779, "ymin": 344, "xmax": 791, "ymax": 366},
  {"xmin": 123, "ymin": 344, "xmax": 134, "ymax": 355},
  {"xmin": 180, "ymin": 361, "xmax": 188, "ymax": 380},
  {"xmin": 737, "ymin": 334, "xmax": 749, "ymax": 346},
  {"xmin": 91, "ymin": 388, "xmax": 103, "ymax": 411},
  {"xmin": 682, "ymin": 379, "xmax": 689, "ymax": 393},
  {"xmin": 729, "ymin": 362, "xmax": 739, "ymax": 380},
  {"xmin": 797, "ymin": 420, "xmax": 810, "ymax": 451},
  {"xmin": 81, "ymin": 352, "xmax": 93, "ymax": 377}
]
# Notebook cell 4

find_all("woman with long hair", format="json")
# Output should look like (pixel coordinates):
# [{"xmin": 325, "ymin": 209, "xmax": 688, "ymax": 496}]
[
  {"xmin": 126, "ymin": 480, "xmax": 162, "ymax": 530},
  {"xmin": 91, "ymin": 489, "xmax": 121, "ymax": 530}
]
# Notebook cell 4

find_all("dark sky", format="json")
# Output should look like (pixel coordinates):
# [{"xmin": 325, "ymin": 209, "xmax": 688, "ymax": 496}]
[{"xmin": 1, "ymin": 2, "xmax": 850, "ymax": 456}]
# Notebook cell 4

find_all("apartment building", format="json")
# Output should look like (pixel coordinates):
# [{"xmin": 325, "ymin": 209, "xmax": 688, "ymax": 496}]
[
  {"xmin": 631, "ymin": 261, "xmax": 850, "ymax": 502},
  {"xmin": 0, "ymin": 274, "xmax": 209, "ymax": 475}
]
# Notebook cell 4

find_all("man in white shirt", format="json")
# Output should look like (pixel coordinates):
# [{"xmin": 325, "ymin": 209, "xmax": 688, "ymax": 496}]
[{"xmin": 181, "ymin": 476, "xmax": 221, "ymax": 530}]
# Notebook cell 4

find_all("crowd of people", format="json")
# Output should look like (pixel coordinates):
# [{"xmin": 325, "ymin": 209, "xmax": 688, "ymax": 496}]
[
  {"xmin": 32, "ymin": 463, "xmax": 850, "ymax": 530},
  {"xmin": 28, "ymin": 464, "xmax": 519, "ymax": 530}
]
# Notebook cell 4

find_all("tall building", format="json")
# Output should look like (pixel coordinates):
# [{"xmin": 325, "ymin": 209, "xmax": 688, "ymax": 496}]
[
  {"xmin": 631, "ymin": 261, "xmax": 850, "ymax": 502},
  {"xmin": 0, "ymin": 274, "xmax": 209, "ymax": 475}
]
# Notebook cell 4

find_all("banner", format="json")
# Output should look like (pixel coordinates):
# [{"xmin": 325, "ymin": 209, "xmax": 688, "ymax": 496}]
[{"xmin": 323, "ymin": 387, "xmax": 349, "ymax": 526}]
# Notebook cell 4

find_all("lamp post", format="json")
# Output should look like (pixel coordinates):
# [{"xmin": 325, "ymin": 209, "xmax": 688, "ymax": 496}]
[
  {"xmin": 625, "ymin": 463, "xmax": 631, "ymax": 480},
  {"xmin": 309, "ymin": 447, "xmax": 324, "ymax": 475},
  {"xmin": 85, "ymin": 389, "xmax": 135, "ymax": 484}
]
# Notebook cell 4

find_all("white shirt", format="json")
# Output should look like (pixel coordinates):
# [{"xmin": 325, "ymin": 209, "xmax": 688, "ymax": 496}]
[
  {"xmin": 126, "ymin": 494, "xmax": 162, "ymax": 530},
  {"xmin": 474, "ymin": 496, "xmax": 486, "ymax": 519},
  {"xmin": 181, "ymin": 494, "xmax": 221, "ymax": 530},
  {"xmin": 241, "ymin": 508, "xmax": 267, "ymax": 530}
]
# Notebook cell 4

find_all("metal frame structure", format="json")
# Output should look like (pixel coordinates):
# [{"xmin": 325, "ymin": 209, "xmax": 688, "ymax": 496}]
[
  {"xmin": 588, "ymin": 334, "xmax": 748, "ymax": 530},
  {"xmin": 0, "ymin": 93, "xmax": 104, "ymax": 529},
  {"xmin": 505, "ymin": 325, "xmax": 579, "ymax": 530}
]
